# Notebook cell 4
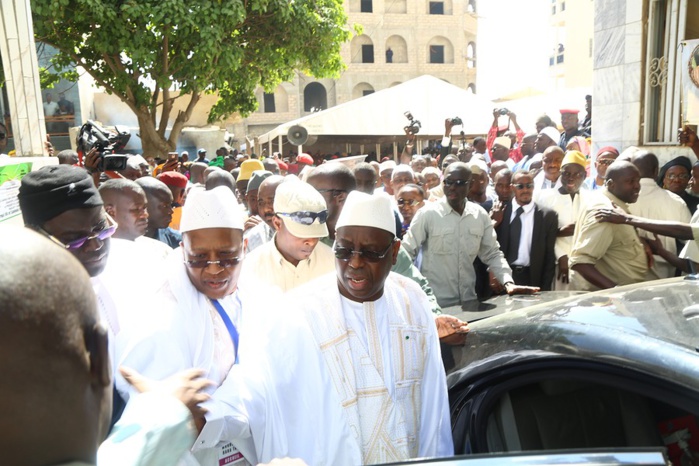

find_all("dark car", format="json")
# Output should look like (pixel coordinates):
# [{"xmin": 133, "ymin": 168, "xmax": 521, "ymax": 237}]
[{"xmin": 441, "ymin": 277, "xmax": 699, "ymax": 466}]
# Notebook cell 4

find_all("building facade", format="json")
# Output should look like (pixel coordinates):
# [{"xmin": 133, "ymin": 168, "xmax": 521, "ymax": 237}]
[
  {"xmin": 549, "ymin": 0, "xmax": 594, "ymax": 91},
  {"xmin": 234, "ymin": 0, "xmax": 479, "ymax": 149}
]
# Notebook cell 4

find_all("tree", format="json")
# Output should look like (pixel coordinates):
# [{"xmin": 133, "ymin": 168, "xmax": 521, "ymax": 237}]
[{"xmin": 32, "ymin": 0, "xmax": 351, "ymax": 157}]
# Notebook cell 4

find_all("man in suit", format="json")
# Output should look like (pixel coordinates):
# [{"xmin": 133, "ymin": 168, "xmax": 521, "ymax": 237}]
[{"xmin": 496, "ymin": 170, "xmax": 558, "ymax": 290}]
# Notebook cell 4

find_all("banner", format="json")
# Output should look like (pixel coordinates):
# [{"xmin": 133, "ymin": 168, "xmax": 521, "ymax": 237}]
[{"xmin": 0, "ymin": 161, "xmax": 33, "ymax": 222}]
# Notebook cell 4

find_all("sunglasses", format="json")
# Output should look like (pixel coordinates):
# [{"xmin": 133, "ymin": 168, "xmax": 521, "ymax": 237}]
[
  {"xmin": 35, "ymin": 214, "xmax": 118, "ymax": 251},
  {"xmin": 512, "ymin": 183, "xmax": 535, "ymax": 189},
  {"xmin": 666, "ymin": 174, "xmax": 690, "ymax": 181},
  {"xmin": 333, "ymin": 240, "xmax": 395, "ymax": 263},
  {"xmin": 316, "ymin": 189, "xmax": 348, "ymax": 198},
  {"xmin": 184, "ymin": 257, "xmax": 242, "ymax": 269},
  {"xmin": 443, "ymin": 179, "xmax": 469, "ymax": 187},
  {"xmin": 397, "ymin": 198, "xmax": 421, "ymax": 207},
  {"xmin": 277, "ymin": 210, "xmax": 328, "ymax": 225}
]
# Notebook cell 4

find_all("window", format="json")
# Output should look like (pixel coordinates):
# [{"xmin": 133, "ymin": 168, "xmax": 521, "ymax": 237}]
[
  {"xmin": 429, "ymin": 2, "xmax": 444, "ymax": 14},
  {"xmin": 467, "ymin": 42, "xmax": 476, "ymax": 69},
  {"xmin": 361, "ymin": 0, "xmax": 372, "ymax": 12},
  {"xmin": 304, "ymin": 82, "xmax": 327, "ymax": 112},
  {"xmin": 263, "ymin": 93, "xmax": 275, "ymax": 113},
  {"xmin": 430, "ymin": 45, "xmax": 444, "ymax": 64},
  {"xmin": 467, "ymin": 83, "xmax": 476, "ymax": 94},
  {"xmin": 561, "ymin": 2, "xmax": 565, "ymax": 11},
  {"xmin": 361, "ymin": 44, "xmax": 374, "ymax": 63},
  {"xmin": 467, "ymin": 0, "xmax": 476, "ymax": 13}
]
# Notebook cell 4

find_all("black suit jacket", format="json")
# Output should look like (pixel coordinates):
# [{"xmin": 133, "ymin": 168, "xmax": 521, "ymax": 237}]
[{"xmin": 495, "ymin": 201, "xmax": 558, "ymax": 290}]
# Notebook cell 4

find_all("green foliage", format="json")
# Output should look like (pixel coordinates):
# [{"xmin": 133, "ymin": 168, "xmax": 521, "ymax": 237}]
[{"xmin": 31, "ymin": 0, "xmax": 351, "ymax": 154}]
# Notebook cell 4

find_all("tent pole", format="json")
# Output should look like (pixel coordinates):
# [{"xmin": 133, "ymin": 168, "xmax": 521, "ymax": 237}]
[
  {"xmin": 268, "ymin": 139, "xmax": 272, "ymax": 156},
  {"xmin": 278, "ymin": 134, "xmax": 283, "ymax": 156},
  {"xmin": 375, "ymin": 143, "xmax": 380, "ymax": 159},
  {"xmin": 393, "ymin": 142, "xmax": 397, "ymax": 161},
  {"xmin": 360, "ymin": 144, "xmax": 364, "ymax": 155},
  {"xmin": 298, "ymin": 144, "xmax": 303, "ymax": 155}
]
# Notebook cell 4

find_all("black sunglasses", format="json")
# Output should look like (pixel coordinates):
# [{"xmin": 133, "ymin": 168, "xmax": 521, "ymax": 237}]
[
  {"xmin": 444, "ymin": 179, "xmax": 469, "ymax": 187},
  {"xmin": 333, "ymin": 240, "xmax": 395, "ymax": 263},
  {"xmin": 512, "ymin": 183, "xmax": 535, "ymax": 189},
  {"xmin": 316, "ymin": 189, "xmax": 348, "ymax": 198},
  {"xmin": 277, "ymin": 210, "xmax": 328, "ymax": 225},
  {"xmin": 184, "ymin": 257, "xmax": 241, "ymax": 269}
]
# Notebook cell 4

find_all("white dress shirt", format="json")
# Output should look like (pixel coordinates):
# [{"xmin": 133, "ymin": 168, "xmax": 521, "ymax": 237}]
[{"xmin": 509, "ymin": 199, "xmax": 536, "ymax": 266}]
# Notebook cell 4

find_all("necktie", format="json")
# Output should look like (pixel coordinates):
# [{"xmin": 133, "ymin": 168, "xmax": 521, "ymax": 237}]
[{"xmin": 507, "ymin": 206, "xmax": 524, "ymax": 264}]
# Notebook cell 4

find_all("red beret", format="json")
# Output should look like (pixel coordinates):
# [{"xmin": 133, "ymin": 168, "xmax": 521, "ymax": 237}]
[
  {"xmin": 297, "ymin": 153, "xmax": 314, "ymax": 165},
  {"xmin": 277, "ymin": 161, "xmax": 289, "ymax": 171},
  {"xmin": 157, "ymin": 171, "xmax": 188, "ymax": 189},
  {"xmin": 560, "ymin": 109, "xmax": 580, "ymax": 114}
]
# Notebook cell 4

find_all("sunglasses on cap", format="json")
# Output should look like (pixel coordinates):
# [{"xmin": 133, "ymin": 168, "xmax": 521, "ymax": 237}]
[
  {"xmin": 333, "ymin": 240, "xmax": 395, "ymax": 263},
  {"xmin": 34, "ymin": 213, "xmax": 118, "ymax": 251},
  {"xmin": 277, "ymin": 210, "xmax": 328, "ymax": 225},
  {"xmin": 184, "ymin": 257, "xmax": 242, "ymax": 269},
  {"xmin": 397, "ymin": 198, "xmax": 421, "ymax": 207},
  {"xmin": 512, "ymin": 183, "xmax": 535, "ymax": 189},
  {"xmin": 443, "ymin": 179, "xmax": 469, "ymax": 187}
]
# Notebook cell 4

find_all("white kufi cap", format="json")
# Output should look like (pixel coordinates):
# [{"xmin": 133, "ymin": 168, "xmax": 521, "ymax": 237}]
[
  {"xmin": 335, "ymin": 191, "xmax": 396, "ymax": 237},
  {"xmin": 180, "ymin": 186, "xmax": 244, "ymax": 232}
]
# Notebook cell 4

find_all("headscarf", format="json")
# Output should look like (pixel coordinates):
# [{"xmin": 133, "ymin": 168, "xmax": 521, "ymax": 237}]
[{"xmin": 657, "ymin": 156, "xmax": 692, "ymax": 187}]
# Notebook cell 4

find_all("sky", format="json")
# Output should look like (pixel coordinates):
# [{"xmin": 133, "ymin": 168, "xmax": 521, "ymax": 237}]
[{"xmin": 476, "ymin": 0, "xmax": 552, "ymax": 101}]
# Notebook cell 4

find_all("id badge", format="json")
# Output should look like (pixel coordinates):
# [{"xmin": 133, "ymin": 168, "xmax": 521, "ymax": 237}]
[{"xmin": 218, "ymin": 441, "xmax": 247, "ymax": 465}]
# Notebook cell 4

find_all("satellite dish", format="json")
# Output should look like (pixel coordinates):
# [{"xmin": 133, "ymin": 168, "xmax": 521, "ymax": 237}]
[{"xmin": 287, "ymin": 125, "xmax": 308, "ymax": 146}]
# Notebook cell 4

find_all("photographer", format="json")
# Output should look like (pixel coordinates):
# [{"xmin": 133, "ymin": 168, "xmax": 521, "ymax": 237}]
[{"xmin": 487, "ymin": 109, "xmax": 524, "ymax": 164}]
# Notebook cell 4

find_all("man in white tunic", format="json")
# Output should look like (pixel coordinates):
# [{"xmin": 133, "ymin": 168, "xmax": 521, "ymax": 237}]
[
  {"xmin": 239, "ymin": 178, "xmax": 334, "ymax": 292},
  {"xmin": 117, "ymin": 186, "xmax": 255, "ymax": 465},
  {"xmin": 195, "ymin": 191, "xmax": 454, "ymax": 465}
]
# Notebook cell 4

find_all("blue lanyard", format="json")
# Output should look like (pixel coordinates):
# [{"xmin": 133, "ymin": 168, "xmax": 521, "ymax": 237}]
[{"xmin": 210, "ymin": 299, "xmax": 240, "ymax": 364}]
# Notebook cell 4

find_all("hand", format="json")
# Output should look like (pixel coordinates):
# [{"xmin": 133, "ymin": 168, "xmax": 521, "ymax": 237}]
[
  {"xmin": 507, "ymin": 110, "xmax": 517, "ymax": 122},
  {"xmin": 244, "ymin": 215, "xmax": 262, "ymax": 231},
  {"xmin": 120, "ymin": 367, "xmax": 214, "ymax": 430},
  {"xmin": 44, "ymin": 134, "xmax": 54, "ymax": 157},
  {"xmin": 639, "ymin": 237, "xmax": 655, "ymax": 269},
  {"xmin": 83, "ymin": 147, "xmax": 100, "ymax": 172},
  {"xmin": 593, "ymin": 207, "xmax": 628, "ymax": 224},
  {"xmin": 434, "ymin": 315, "xmax": 469, "ymax": 346},
  {"xmin": 558, "ymin": 255, "xmax": 569, "ymax": 283},
  {"xmin": 489, "ymin": 271, "xmax": 505, "ymax": 294},
  {"xmin": 490, "ymin": 200, "xmax": 505, "ymax": 227},
  {"xmin": 504, "ymin": 282, "xmax": 540, "ymax": 295},
  {"xmin": 679, "ymin": 125, "xmax": 698, "ymax": 147},
  {"xmin": 558, "ymin": 223, "xmax": 576, "ymax": 237},
  {"xmin": 161, "ymin": 158, "xmax": 180, "ymax": 173},
  {"xmin": 444, "ymin": 118, "xmax": 454, "ymax": 136}
]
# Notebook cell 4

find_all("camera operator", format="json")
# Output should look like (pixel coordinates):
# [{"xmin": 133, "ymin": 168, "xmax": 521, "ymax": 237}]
[
  {"xmin": 487, "ymin": 109, "xmax": 524, "ymax": 164},
  {"xmin": 439, "ymin": 118, "xmax": 472, "ymax": 165}
]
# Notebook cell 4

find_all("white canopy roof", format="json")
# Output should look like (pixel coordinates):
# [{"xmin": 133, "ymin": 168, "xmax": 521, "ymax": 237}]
[{"xmin": 257, "ymin": 75, "xmax": 496, "ymax": 144}]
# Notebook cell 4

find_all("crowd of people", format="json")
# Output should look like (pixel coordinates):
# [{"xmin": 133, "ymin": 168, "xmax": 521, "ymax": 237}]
[{"xmin": 5, "ymin": 102, "xmax": 699, "ymax": 466}]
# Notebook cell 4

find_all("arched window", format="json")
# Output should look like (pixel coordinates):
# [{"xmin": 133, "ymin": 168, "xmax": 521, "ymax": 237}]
[
  {"xmin": 467, "ymin": 0, "xmax": 476, "ymax": 13},
  {"xmin": 385, "ymin": 35, "xmax": 408, "ymax": 63},
  {"xmin": 427, "ymin": 36, "xmax": 454, "ymax": 64},
  {"xmin": 304, "ymin": 83, "xmax": 327, "ymax": 112},
  {"xmin": 467, "ymin": 42, "xmax": 476, "ymax": 68},
  {"xmin": 467, "ymin": 83, "xmax": 476, "ymax": 94},
  {"xmin": 352, "ymin": 82, "xmax": 375, "ymax": 99},
  {"xmin": 350, "ymin": 35, "xmax": 375, "ymax": 64}
]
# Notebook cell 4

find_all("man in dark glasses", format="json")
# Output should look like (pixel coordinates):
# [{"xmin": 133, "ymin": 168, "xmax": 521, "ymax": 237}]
[
  {"xmin": 495, "ymin": 170, "xmax": 558, "ymax": 290},
  {"xmin": 198, "ymin": 191, "xmax": 456, "ymax": 465},
  {"xmin": 403, "ymin": 162, "xmax": 539, "ymax": 307},
  {"xmin": 239, "ymin": 179, "xmax": 334, "ymax": 292}
]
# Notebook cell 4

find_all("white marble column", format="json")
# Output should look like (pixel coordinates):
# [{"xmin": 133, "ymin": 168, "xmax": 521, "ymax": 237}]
[{"xmin": 0, "ymin": 0, "xmax": 47, "ymax": 156}]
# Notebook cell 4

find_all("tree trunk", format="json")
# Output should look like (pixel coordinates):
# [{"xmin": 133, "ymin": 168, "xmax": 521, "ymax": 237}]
[{"xmin": 137, "ymin": 112, "xmax": 175, "ymax": 158}]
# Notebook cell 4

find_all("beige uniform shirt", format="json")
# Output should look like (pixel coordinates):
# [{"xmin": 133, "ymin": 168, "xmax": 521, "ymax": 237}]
[{"xmin": 569, "ymin": 190, "xmax": 648, "ymax": 290}]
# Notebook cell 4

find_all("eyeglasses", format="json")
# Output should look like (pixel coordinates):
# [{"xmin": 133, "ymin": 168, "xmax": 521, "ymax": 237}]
[
  {"xmin": 316, "ymin": 189, "xmax": 348, "ymax": 198},
  {"xmin": 397, "ymin": 198, "xmax": 421, "ymax": 207},
  {"xmin": 597, "ymin": 159, "xmax": 615, "ymax": 166},
  {"xmin": 333, "ymin": 240, "xmax": 395, "ymax": 263},
  {"xmin": 35, "ymin": 214, "xmax": 118, "ymax": 250},
  {"xmin": 561, "ymin": 171, "xmax": 585, "ymax": 180},
  {"xmin": 443, "ymin": 179, "xmax": 469, "ymax": 187},
  {"xmin": 184, "ymin": 257, "xmax": 242, "ymax": 268},
  {"xmin": 512, "ymin": 183, "xmax": 535, "ymax": 189},
  {"xmin": 666, "ymin": 173, "xmax": 690, "ymax": 181},
  {"xmin": 276, "ymin": 210, "xmax": 328, "ymax": 225}
]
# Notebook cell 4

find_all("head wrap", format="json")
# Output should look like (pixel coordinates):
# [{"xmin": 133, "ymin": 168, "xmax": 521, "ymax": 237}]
[
  {"xmin": 568, "ymin": 136, "xmax": 590, "ymax": 156},
  {"xmin": 274, "ymin": 179, "xmax": 328, "ymax": 239},
  {"xmin": 336, "ymin": 191, "xmax": 396, "ymax": 237},
  {"xmin": 493, "ymin": 136, "xmax": 512, "ymax": 150},
  {"xmin": 277, "ymin": 161, "xmax": 289, "ymax": 171},
  {"xmin": 297, "ymin": 153, "xmax": 314, "ymax": 166},
  {"xmin": 559, "ymin": 109, "xmax": 580, "ymax": 115},
  {"xmin": 157, "ymin": 171, "xmax": 188, "ymax": 189},
  {"xmin": 538, "ymin": 126, "xmax": 561, "ymax": 144},
  {"xmin": 18, "ymin": 165, "xmax": 103, "ymax": 226},
  {"xmin": 596, "ymin": 146, "xmax": 620, "ymax": 158},
  {"xmin": 561, "ymin": 150, "xmax": 587, "ymax": 169},
  {"xmin": 238, "ymin": 159, "xmax": 265, "ymax": 182},
  {"xmin": 180, "ymin": 186, "xmax": 243, "ymax": 232},
  {"xmin": 658, "ymin": 156, "xmax": 693, "ymax": 187},
  {"xmin": 379, "ymin": 160, "xmax": 396, "ymax": 173}
]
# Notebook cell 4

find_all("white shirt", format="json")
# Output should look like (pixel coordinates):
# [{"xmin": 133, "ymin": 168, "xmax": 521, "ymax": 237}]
[
  {"xmin": 509, "ymin": 199, "xmax": 536, "ymax": 266},
  {"xmin": 43, "ymin": 101, "xmax": 59, "ymax": 116},
  {"xmin": 239, "ymin": 238, "xmax": 334, "ymax": 292},
  {"xmin": 533, "ymin": 170, "xmax": 562, "ymax": 192},
  {"xmin": 537, "ymin": 188, "xmax": 592, "ymax": 261},
  {"xmin": 629, "ymin": 178, "xmax": 692, "ymax": 279}
]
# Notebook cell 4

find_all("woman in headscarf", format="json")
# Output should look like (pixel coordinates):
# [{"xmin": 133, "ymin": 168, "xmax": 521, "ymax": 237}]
[{"xmin": 658, "ymin": 156, "xmax": 699, "ymax": 214}]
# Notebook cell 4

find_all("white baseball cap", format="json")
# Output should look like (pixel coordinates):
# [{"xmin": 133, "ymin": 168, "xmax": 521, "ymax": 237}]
[
  {"xmin": 335, "ymin": 191, "xmax": 396, "ymax": 237},
  {"xmin": 273, "ymin": 179, "xmax": 329, "ymax": 239}
]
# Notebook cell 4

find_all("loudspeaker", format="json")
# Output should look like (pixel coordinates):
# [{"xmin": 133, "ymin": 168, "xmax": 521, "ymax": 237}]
[{"xmin": 287, "ymin": 125, "xmax": 308, "ymax": 146}]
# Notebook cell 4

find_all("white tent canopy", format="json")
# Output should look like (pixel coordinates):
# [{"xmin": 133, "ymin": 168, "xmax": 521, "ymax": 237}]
[{"xmin": 257, "ymin": 75, "xmax": 496, "ymax": 146}]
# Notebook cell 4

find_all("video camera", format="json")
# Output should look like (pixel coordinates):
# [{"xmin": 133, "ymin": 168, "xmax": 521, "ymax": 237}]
[
  {"xmin": 404, "ymin": 111, "xmax": 422, "ymax": 135},
  {"xmin": 495, "ymin": 108, "xmax": 510, "ymax": 116},
  {"xmin": 77, "ymin": 120, "xmax": 131, "ymax": 171},
  {"xmin": 449, "ymin": 117, "xmax": 463, "ymax": 126}
]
